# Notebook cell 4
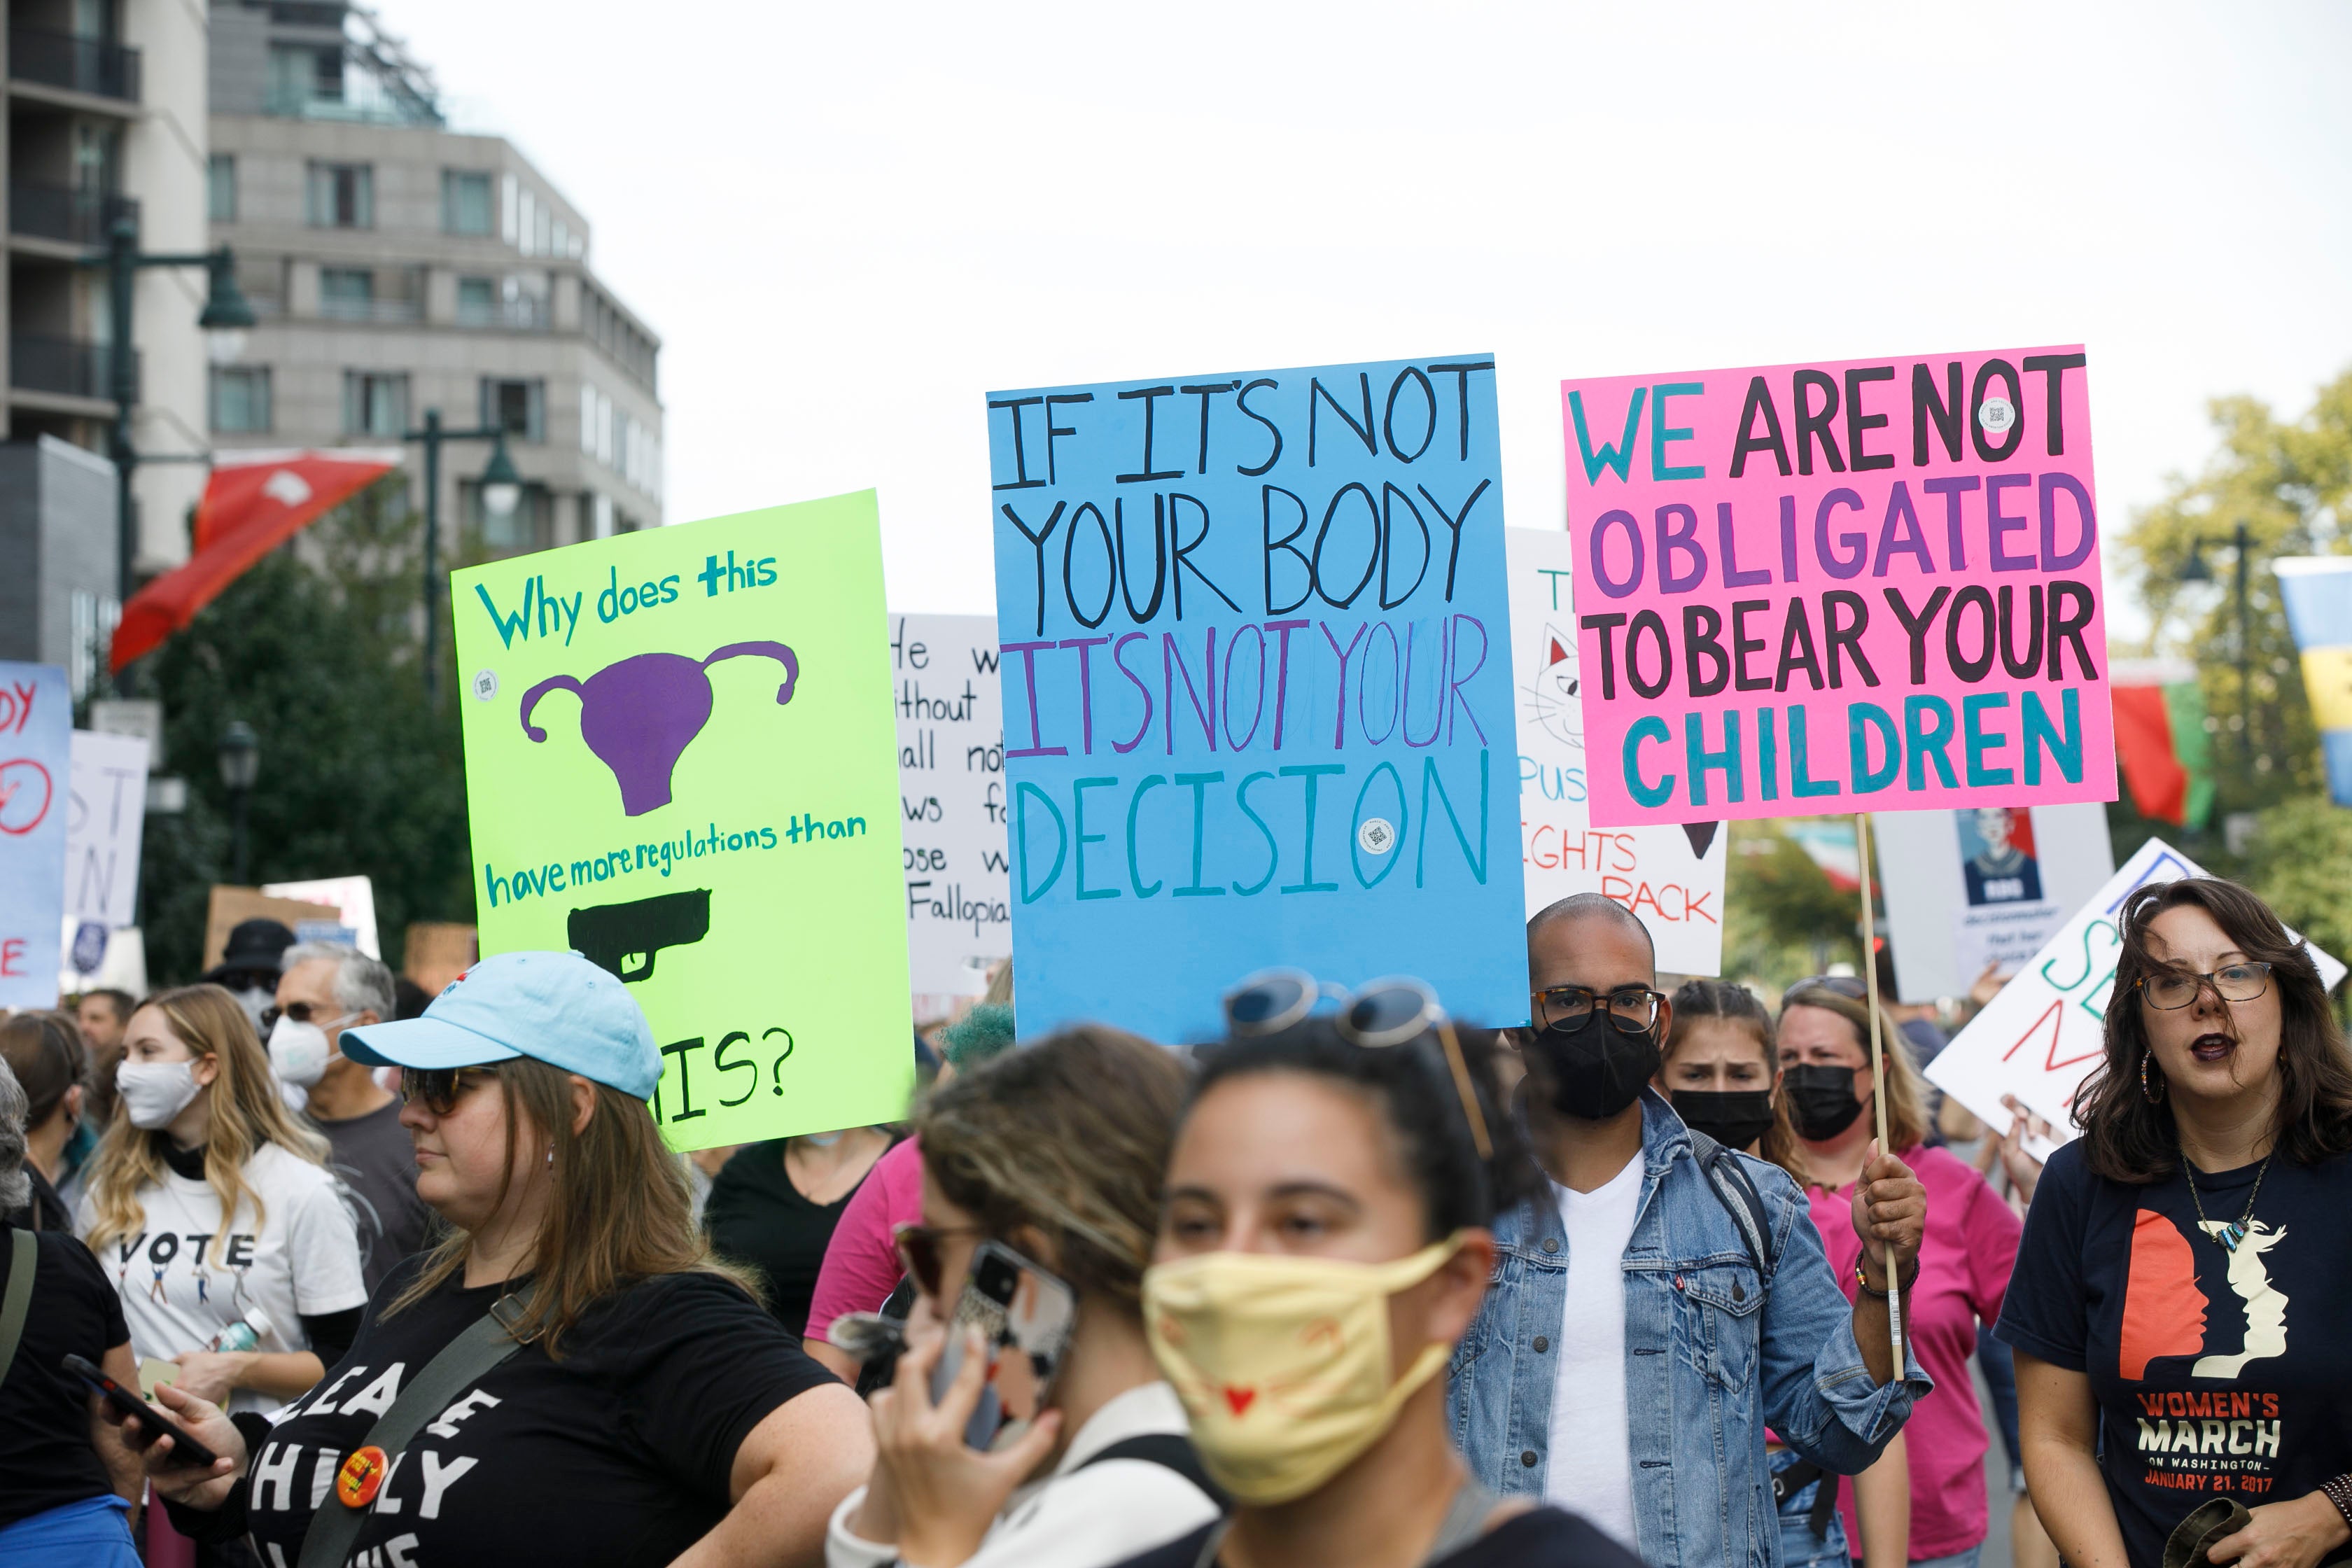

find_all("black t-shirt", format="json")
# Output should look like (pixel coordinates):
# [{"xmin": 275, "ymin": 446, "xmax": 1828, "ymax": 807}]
[
  {"xmin": 704, "ymin": 1138, "xmax": 892, "ymax": 1336},
  {"xmin": 1114, "ymin": 1505, "xmax": 1640, "ymax": 1568},
  {"xmin": 238, "ymin": 1259, "xmax": 836, "ymax": 1567},
  {"xmin": 0, "ymin": 1221, "xmax": 132, "ymax": 1527},
  {"xmin": 316, "ymin": 1098, "xmax": 435, "ymax": 1296},
  {"xmin": 1998, "ymin": 1140, "xmax": 2352, "ymax": 1567}
]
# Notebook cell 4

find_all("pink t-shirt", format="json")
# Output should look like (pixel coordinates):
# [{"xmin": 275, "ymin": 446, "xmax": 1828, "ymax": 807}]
[
  {"xmin": 1805, "ymin": 1144, "xmax": 2022, "ymax": 1560},
  {"xmin": 803, "ymin": 1136, "xmax": 925, "ymax": 1343}
]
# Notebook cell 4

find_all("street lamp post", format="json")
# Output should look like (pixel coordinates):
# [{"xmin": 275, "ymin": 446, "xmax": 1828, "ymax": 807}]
[
  {"xmin": 90, "ymin": 216, "xmax": 258, "ymax": 613},
  {"xmin": 218, "ymin": 720, "xmax": 259, "ymax": 884},
  {"xmin": 2179, "ymin": 521, "xmax": 2256, "ymax": 776},
  {"xmin": 404, "ymin": 412, "xmax": 523, "ymax": 704}
]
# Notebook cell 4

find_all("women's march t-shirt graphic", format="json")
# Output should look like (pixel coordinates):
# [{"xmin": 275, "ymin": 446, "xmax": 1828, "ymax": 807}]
[{"xmin": 2000, "ymin": 1143, "xmax": 2352, "ymax": 1567}]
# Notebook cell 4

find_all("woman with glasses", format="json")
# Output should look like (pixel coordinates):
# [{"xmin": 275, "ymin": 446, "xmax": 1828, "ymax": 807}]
[
  {"xmin": 1778, "ymin": 976, "xmax": 2019, "ymax": 1568},
  {"xmin": 120, "ymin": 952, "xmax": 872, "ymax": 1568},
  {"xmin": 828, "ymin": 1023, "xmax": 1222, "ymax": 1568},
  {"xmin": 1998, "ymin": 878, "xmax": 2352, "ymax": 1568},
  {"xmin": 1110, "ymin": 972, "xmax": 1639, "ymax": 1567}
]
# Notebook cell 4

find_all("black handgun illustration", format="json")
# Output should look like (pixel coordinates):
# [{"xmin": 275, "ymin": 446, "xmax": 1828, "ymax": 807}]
[{"xmin": 567, "ymin": 889, "xmax": 711, "ymax": 983}]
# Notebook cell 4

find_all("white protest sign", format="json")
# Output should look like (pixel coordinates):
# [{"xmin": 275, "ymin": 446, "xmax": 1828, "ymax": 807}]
[
  {"xmin": 1508, "ymin": 528, "xmax": 1727, "ymax": 974},
  {"xmin": 892, "ymin": 614, "xmax": 1011, "ymax": 995},
  {"xmin": 1925, "ymin": 836, "xmax": 2347, "ymax": 1153},
  {"xmin": 65, "ymin": 729, "xmax": 150, "ymax": 929},
  {"xmin": 1875, "ymin": 802, "xmax": 2115, "ymax": 1002},
  {"xmin": 261, "ymin": 874, "xmax": 380, "ymax": 958}
]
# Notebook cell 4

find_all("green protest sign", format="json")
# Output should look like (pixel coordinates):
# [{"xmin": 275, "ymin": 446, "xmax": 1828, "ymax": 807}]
[{"xmin": 451, "ymin": 493, "xmax": 911, "ymax": 1149}]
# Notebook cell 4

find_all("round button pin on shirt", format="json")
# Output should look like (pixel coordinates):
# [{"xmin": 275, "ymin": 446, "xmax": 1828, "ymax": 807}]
[{"xmin": 336, "ymin": 1445, "xmax": 390, "ymax": 1508}]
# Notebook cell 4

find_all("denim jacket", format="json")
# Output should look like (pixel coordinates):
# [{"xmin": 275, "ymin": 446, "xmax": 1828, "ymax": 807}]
[{"xmin": 1448, "ymin": 1090, "xmax": 1929, "ymax": 1568}]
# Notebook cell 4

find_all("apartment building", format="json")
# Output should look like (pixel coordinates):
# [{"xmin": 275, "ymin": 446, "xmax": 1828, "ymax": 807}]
[
  {"xmin": 207, "ymin": 1, "xmax": 663, "ymax": 554},
  {"xmin": 0, "ymin": 0, "xmax": 209, "ymax": 690}
]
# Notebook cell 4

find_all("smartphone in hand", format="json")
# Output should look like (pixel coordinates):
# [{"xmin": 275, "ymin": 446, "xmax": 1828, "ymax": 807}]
[
  {"xmin": 930, "ymin": 1240, "xmax": 1077, "ymax": 1451},
  {"xmin": 63, "ymin": 1353, "xmax": 221, "ymax": 1469}
]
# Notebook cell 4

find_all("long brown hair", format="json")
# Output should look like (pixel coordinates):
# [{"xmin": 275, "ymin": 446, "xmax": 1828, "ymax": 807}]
[
  {"xmin": 2078, "ymin": 877, "xmax": 2352, "ymax": 1182},
  {"xmin": 1776, "ymin": 981, "xmax": 1929, "ymax": 1156},
  {"xmin": 0, "ymin": 1010, "xmax": 87, "ymax": 1130},
  {"xmin": 384, "ymin": 1056, "xmax": 754, "ymax": 1356},
  {"xmin": 1665, "ymin": 979, "xmax": 1809, "ymax": 1185},
  {"xmin": 83, "ymin": 986, "xmax": 331, "ymax": 1267},
  {"xmin": 916, "ymin": 1025, "xmax": 1186, "ymax": 1310}
]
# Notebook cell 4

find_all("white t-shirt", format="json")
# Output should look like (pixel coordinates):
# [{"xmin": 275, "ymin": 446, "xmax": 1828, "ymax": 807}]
[
  {"xmin": 1544, "ymin": 1150, "xmax": 1645, "ymax": 1550},
  {"xmin": 78, "ymin": 1142, "xmax": 369, "ymax": 1413}
]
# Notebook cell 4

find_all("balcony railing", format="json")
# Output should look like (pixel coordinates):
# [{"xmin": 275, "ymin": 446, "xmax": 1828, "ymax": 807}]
[
  {"xmin": 8, "ymin": 181, "xmax": 137, "ymax": 246},
  {"xmin": 456, "ymin": 298, "xmax": 551, "ymax": 331},
  {"xmin": 11, "ymin": 332, "xmax": 136, "ymax": 402},
  {"xmin": 8, "ymin": 27, "xmax": 141, "ymax": 103}
]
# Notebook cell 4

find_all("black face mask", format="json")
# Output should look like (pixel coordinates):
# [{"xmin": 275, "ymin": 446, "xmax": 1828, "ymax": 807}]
[
  {"xmin": 1672, "ymin": 1088, "xmax": 1777, "ymax": 1150},
  {"xmin": 1532, "ymin": 1012, "xmax": 1661, "ymax": 1121},
  {"xmin": 1784, "ymin": 1063, "xmax": 1866, "ymax": 1140}
]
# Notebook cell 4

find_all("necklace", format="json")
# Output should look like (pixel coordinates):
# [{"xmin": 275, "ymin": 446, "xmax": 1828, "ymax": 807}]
[{"xmin": 2180, "ymin": 1141, "xmax": 2275, "ymax": 1254}]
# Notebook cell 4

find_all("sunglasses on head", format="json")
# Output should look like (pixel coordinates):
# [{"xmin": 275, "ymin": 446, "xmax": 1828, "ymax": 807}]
[
  {"xmin": 1221, "ymin": 969, "xmax": 1494, "ymax": 1159},
  {"xmin": 398, "ymin": 1064, "xmax": 502, "ymax": 1116}
]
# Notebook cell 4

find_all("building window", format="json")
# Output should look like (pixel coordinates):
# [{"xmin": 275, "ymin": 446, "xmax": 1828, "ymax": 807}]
[
  {"xmin": 580, "ymin": 383, "xmax": 603, "ymax": 457},
  {"xmin": 210, "ymin": 366, "xmax": 272, "ymax": 433},
  {"xmin": 320, "ymin": 267, "xmax": 373, "ymax": 318},
  {"xmin": 343, "ymin": 371, "xmax": 407, "ymax": 437},
  {"xmin": 456, "ymin": 276, "xmax": 496, "ymax": 326},
  {"xmin": 480, "ymin": 378, "xmax": 545, "ymax": 443},
  {"xmin": 306, "ymin": 162, "xmax": 373, "ymax": 227},
  {"xmin": 442, "ymin": 169, "xmax": 492, "ymax": 235},
  {"xmin": 207, "ymin": 154, "xmax": 235, "ymax": 222}
]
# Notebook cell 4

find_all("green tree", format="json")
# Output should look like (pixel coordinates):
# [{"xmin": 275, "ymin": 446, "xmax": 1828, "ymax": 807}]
[
  {"xmin": 133, "ymin": 479, "xmax": 475, "ymax": 982},
  {"xmin": 2122, "ymin": 368, "xmax": 2352, "ymax": 814},
  {"xmin": 1721, "ymin": 818, "xmax": 1861, "ymax": 990}
]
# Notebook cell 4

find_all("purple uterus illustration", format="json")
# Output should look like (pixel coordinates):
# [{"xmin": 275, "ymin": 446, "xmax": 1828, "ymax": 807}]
[{"xmin": 519, "ymin": 642, "xmax": 799, "ymax": 816}]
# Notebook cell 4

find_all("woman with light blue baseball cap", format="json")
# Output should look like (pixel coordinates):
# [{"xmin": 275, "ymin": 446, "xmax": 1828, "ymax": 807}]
[{"xmin": 115, "ymin": 951, "xmax": 875, "ymax": 1568}]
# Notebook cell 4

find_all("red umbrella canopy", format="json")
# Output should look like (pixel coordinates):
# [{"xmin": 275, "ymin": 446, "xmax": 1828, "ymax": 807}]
[{"xmin": 111, "ymin": 449, "xmax": 402, "ymax": 673}]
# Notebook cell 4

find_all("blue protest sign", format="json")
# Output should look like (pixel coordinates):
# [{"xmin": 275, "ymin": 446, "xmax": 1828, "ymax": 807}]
[
  {"xmin": 988, "ymin": 357, "xmax": 1527, "ymax": 1042},
  {"xmin": 0, "ymin": 662, "xmax": 71, "ymax": 1009}
]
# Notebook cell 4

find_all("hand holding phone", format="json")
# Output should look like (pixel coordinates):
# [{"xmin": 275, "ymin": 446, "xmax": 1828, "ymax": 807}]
[
  {"xmin": 66, "ymin": 1352, "xmax": 232, "ymax": 1481},
  {"xmin": 928, "ymin": 1241, "xmax": 1078, "ymax": 1451}
]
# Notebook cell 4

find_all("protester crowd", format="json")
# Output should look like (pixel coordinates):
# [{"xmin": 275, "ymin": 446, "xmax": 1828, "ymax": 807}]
[{"xmin": 2, "ymin": 874, "xmax": 2348, "ymax": 1568}]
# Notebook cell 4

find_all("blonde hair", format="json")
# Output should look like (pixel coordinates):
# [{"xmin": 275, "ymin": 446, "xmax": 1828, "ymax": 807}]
[
  {"xmin": 385, "ymin": 1056, "xmax": 755, "ymax": 1357},
  {"xmin": 1777, "ymin": 983, "xmax": 1929, "ymax": 1156},
  {"xmin": 83, "ymin": 985, "xmax": 331, "ymax": 1267}
]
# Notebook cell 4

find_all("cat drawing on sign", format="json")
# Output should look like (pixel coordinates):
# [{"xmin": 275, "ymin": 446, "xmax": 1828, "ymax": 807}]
[{"xmin": 1525, "ymin": 626, "xmax": 1582, "ymax": 751}]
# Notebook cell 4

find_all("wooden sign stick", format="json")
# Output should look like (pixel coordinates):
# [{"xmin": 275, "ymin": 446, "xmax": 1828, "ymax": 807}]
[{"xmin": 1852, "ymin": 811, "xmax": 1905, "ymax": 1374}]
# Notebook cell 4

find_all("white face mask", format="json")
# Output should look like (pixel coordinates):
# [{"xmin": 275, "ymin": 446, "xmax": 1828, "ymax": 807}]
[
  {"xmin": 117, "ymin": 1060, "xmax": 203, "ymax": 1130},
  {"xmin": 231, "ymin": 985, "xmax": 274, "ymax": 1031},
  {"xmin": 268, "ymin": 1015, "xmax": 350, "ymax": 1089}
]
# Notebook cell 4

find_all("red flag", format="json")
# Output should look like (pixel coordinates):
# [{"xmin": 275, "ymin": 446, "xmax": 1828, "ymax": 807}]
[{"xmin": 111, "ymin": 449, "xmax": 402, "ymax": 672}]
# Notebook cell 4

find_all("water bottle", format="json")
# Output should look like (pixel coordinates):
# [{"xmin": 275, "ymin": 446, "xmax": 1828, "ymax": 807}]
[{"xmin": 209, "ymin": 1306, "xmax": 272, "ymax": 1353}]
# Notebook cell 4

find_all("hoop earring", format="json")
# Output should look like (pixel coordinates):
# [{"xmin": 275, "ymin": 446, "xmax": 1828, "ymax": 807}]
[{"xmin": 2141, "ymin": 1049, "xmax": 2167, "ymax": 1105}]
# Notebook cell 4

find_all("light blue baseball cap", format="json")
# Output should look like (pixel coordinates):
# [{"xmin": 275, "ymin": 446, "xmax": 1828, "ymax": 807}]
[{"xmin": 341, "ymin": 950, "xmax": 661, "ymax": 1100}]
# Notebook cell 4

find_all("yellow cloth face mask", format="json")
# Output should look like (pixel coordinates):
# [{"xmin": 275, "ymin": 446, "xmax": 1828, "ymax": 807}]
[{"xmin": 1142, "ymin": 1236, "xmax": 1462, "ymax": 1505}]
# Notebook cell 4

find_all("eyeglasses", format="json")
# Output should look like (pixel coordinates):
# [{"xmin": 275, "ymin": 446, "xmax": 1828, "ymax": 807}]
[
  {"xmin": 1785, "ymin": 975, "xmax": 1868, "ymax": 1003},
  {"xmin": 398, "ymin": 1065, "xmax": 502, "ymax": 1116},
  {"xmin": 257, "ymin": 1001, "xmax": 356, "ymax": 1035},
  {"xmin": 2139, "ymin": 963, "xmax": 2274, "ymax": 1010},
  {"xmin": 1530, "ymin": 984, "xmax": 1667, "ymax": 1034},
  {"xmin": 894, "ymin": 1221, "xmax": 986, "ymax": 1300},
  {"xmin": 1222, "ymin": 970, "xmax": 1494, "ymax": 1158}
]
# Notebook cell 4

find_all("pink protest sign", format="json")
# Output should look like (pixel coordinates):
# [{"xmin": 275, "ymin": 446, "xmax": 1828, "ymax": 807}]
[{"xmin": 1561, "ymin": 347, "xmax": 2114, "ymax": 827}]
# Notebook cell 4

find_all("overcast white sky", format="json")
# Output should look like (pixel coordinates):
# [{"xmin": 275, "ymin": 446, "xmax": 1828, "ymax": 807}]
[{"xmin": 380, "ymin": 1, "xmax": 2352, "ymax": 626}]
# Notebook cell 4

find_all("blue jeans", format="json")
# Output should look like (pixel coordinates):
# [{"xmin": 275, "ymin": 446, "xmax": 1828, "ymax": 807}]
[
  {"xmin": 1909, "ymin": 1549, "xmax": 1983, "ymax": 1568},
  {"xmin": 1768, "ymin": 1446, "xmax": 1849, "ymax": 1568},
  {"xmin": 0, "ymin": 1494, "xmax": 139, "ymax": 1567}
]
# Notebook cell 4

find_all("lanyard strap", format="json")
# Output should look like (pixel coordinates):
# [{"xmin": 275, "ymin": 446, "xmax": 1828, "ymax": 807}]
[{"xmin": 295, "ymin": 1288, "xmax": 534, "ymax": 1568}]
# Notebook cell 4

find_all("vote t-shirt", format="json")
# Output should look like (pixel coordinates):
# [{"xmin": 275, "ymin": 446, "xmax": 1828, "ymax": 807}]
[
  {"xmin": 1998, "ymin": 1140, "xmax": 2352, "ymax": 1566},
  {"xmin": 242, "ymin": 1259, "xmax": 836, "ymax": 1567}
]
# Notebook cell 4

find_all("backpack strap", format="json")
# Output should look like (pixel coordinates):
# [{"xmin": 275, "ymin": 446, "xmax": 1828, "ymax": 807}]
[
  {"xmin": 0, "ymin": 1229, "xmax": 35, "ymax": 1375},
  {"xmin": 297, "ymin": 1287, "xmax": 536, "ymax": 1568},
  {"xmin": 1686, "ymin": 1129, "xmax": 1780, "ymax": 1287},
  {"xmin": 1079, "ymin": 1432, "xmax": 1228, "ymax": 1510}
]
